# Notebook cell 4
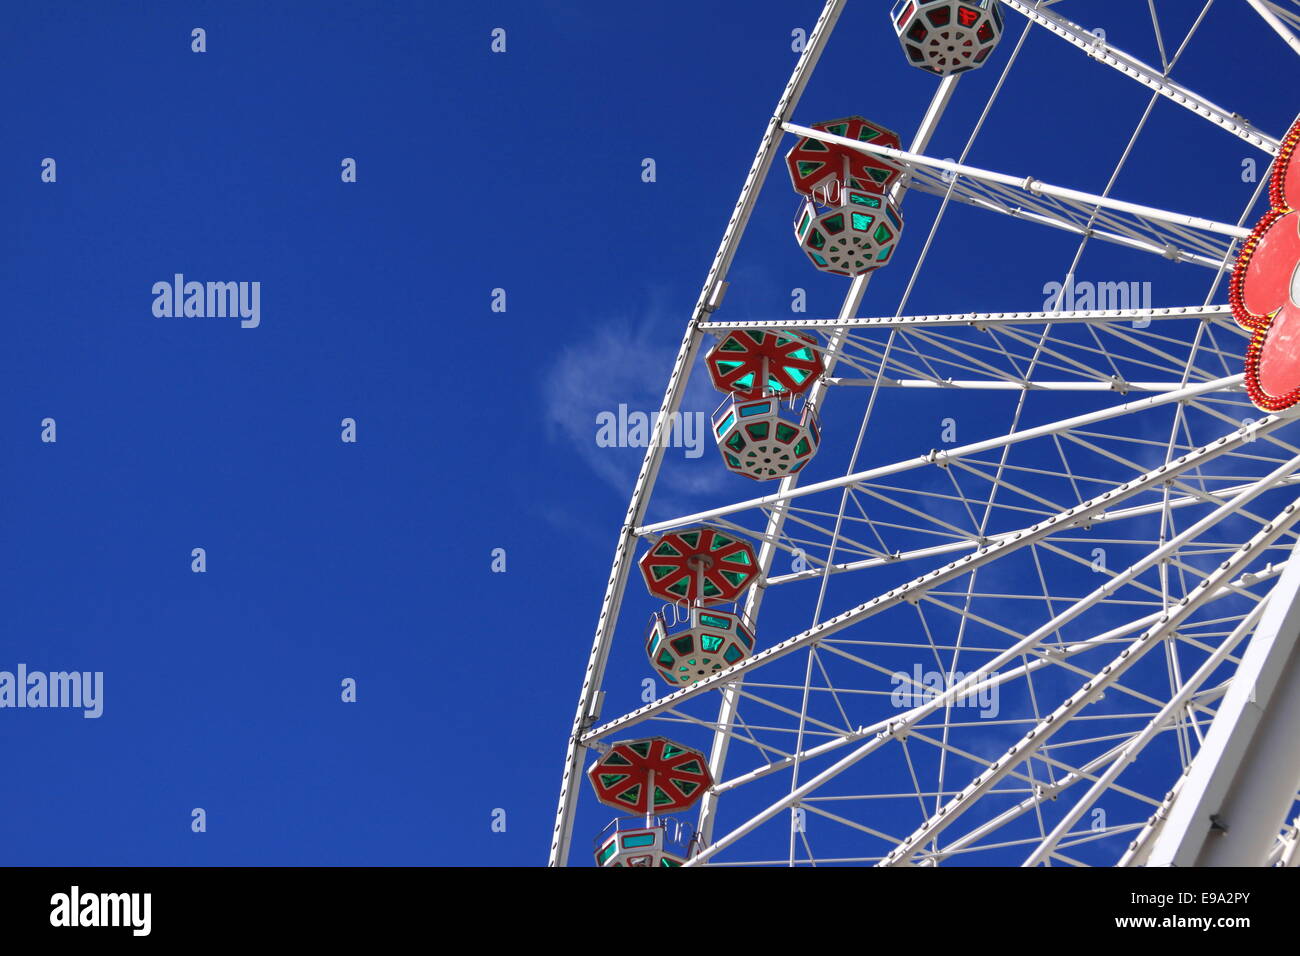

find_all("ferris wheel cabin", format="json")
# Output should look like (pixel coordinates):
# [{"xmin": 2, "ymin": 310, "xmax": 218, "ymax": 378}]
[
  {"xmin": 891, "ymin": 0, "xmax": 1004, "ymax": 76},
  {"xmin": 646, "ymin": 606, "xmax": 757, "ymax": 687}
]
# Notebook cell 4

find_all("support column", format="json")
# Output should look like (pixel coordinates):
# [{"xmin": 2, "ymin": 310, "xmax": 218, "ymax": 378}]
[{"xmin": 1147, "ymin": 533, "xmax": 1300, "ymax": 866}]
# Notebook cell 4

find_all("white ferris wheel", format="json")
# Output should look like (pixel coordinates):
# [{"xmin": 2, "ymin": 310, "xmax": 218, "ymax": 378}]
[{"xmin": 550, "ymin": 0, "xmax": 1300, "ymax": 867}]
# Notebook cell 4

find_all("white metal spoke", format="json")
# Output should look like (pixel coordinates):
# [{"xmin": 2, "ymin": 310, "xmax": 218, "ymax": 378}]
[
  {"xmin": 1001, "ymin": 0, "xmax": 1278, "ymax": 152},
  {"xmin": 783, "ymin": 120, "xmax": 1250, "ymax": 248},
  {"xmin": 559, "ymin": 3, "xmax": 1300, "ymax": 869}
]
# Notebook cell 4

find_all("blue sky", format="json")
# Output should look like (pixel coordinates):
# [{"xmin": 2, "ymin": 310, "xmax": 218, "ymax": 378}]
[{"xmin": 1, "ymin": 1, "xmax": 1295, "ymax": 866}]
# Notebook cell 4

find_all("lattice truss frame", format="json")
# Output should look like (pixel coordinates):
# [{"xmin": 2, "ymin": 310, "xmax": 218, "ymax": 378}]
[{"xmin": 550, "ymin": 0, "xmax": 1300, "ymax": 867}]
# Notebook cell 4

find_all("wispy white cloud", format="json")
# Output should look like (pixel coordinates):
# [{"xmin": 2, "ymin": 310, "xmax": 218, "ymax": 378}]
[{"xmin": 542, "ymin": 302, "xmax": 733, "ymax": 515}]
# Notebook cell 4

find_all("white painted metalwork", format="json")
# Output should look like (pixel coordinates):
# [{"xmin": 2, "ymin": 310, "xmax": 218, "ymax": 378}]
[
  {"xmin": 1144, "ymin": 532, "xmax": 1300, "ymax": 866},
  {"xmin": 553, "ymin": 1, "xmax": 1300, "ymax": 867},
  {"xmin": 701, "ymin": 305, "xmax": 1240, "ymax": 332},
  {"xmin": 1001, "ymin": 0, "xmax": 1278, "ymax": 152},
  {"xmin": 547, "ymin": 0, "xmax": 851, "ymax": 867},
  {"xmin": 783, "ymin": 120, "xmax": 1252, "ymax": 268},
  {"xmin": 1246, "ymin": 0, "xmax": 1300, "ymax": 57}
]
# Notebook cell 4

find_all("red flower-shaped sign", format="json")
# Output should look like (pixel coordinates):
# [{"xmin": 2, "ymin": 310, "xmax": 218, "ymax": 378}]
[
  {"xmin": 588, "ymin": 737, "xmax": 713, "ymax": 815},
  {"xmin": 1231, "ymin": 117, "xmax": 1300, "ymax": 411}
]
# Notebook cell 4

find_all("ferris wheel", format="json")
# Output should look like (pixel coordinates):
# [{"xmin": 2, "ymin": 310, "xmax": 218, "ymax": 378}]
[{"xmin": 550, "ymin": 0, "xmax": 1300, "ymax": 867}]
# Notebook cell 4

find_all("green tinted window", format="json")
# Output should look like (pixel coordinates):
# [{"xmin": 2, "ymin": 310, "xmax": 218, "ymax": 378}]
[{"xmin": 720, "ymin": 570, "xmax": 747, "ymax": 588}]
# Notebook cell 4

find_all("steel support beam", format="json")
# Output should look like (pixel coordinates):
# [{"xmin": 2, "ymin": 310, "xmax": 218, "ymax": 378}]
[
  {"xmin": 695, "ymin": 474, "xmax": 1300, "ymax": 867},
  {"xmin": 589, "ymin": 416, "xmax": 1281, "ymax": 745},
  {"xmin": 767, "ymin": 469, "xmax": 1296, "ymax": 587},
  {"xmin": 547, "ymin": 0, "xmax": 848, "ymax": 866},
  {"xmin": 1246, "ymin": 0, "xmax": 1300, "ymax": 57},
  {"xmin": 710, "ymin": 562, "xmax": 1282, "ymax": 802},
  {"xmin": 827, "ymin": 378, "xmax": 1224, "ymax": 392},
  {"xmin": 783, "ymin": 122, "xmax": 1253, "ymax": 241},
  {"xmin": 695, "ymin": 74, "xmax": 962, "ymax": 850},
  {"xmin": 1001, "ymin": 0, "xmax": 1278, "ymax": 153},
  {"xmin": 639, "ymin": 374, "xmax": 1242, "ymax": 536},
  {"xmin": 1020, "ymin": 601, "xmax": 1270, "ymax": 866},
  {"xmin": 699, "ymin": 305, "xmax": 1239, "ymax": 332},
  {"xmin": 1146, "ymin": 534, "xmax": 1300, "ymax": 866}
]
